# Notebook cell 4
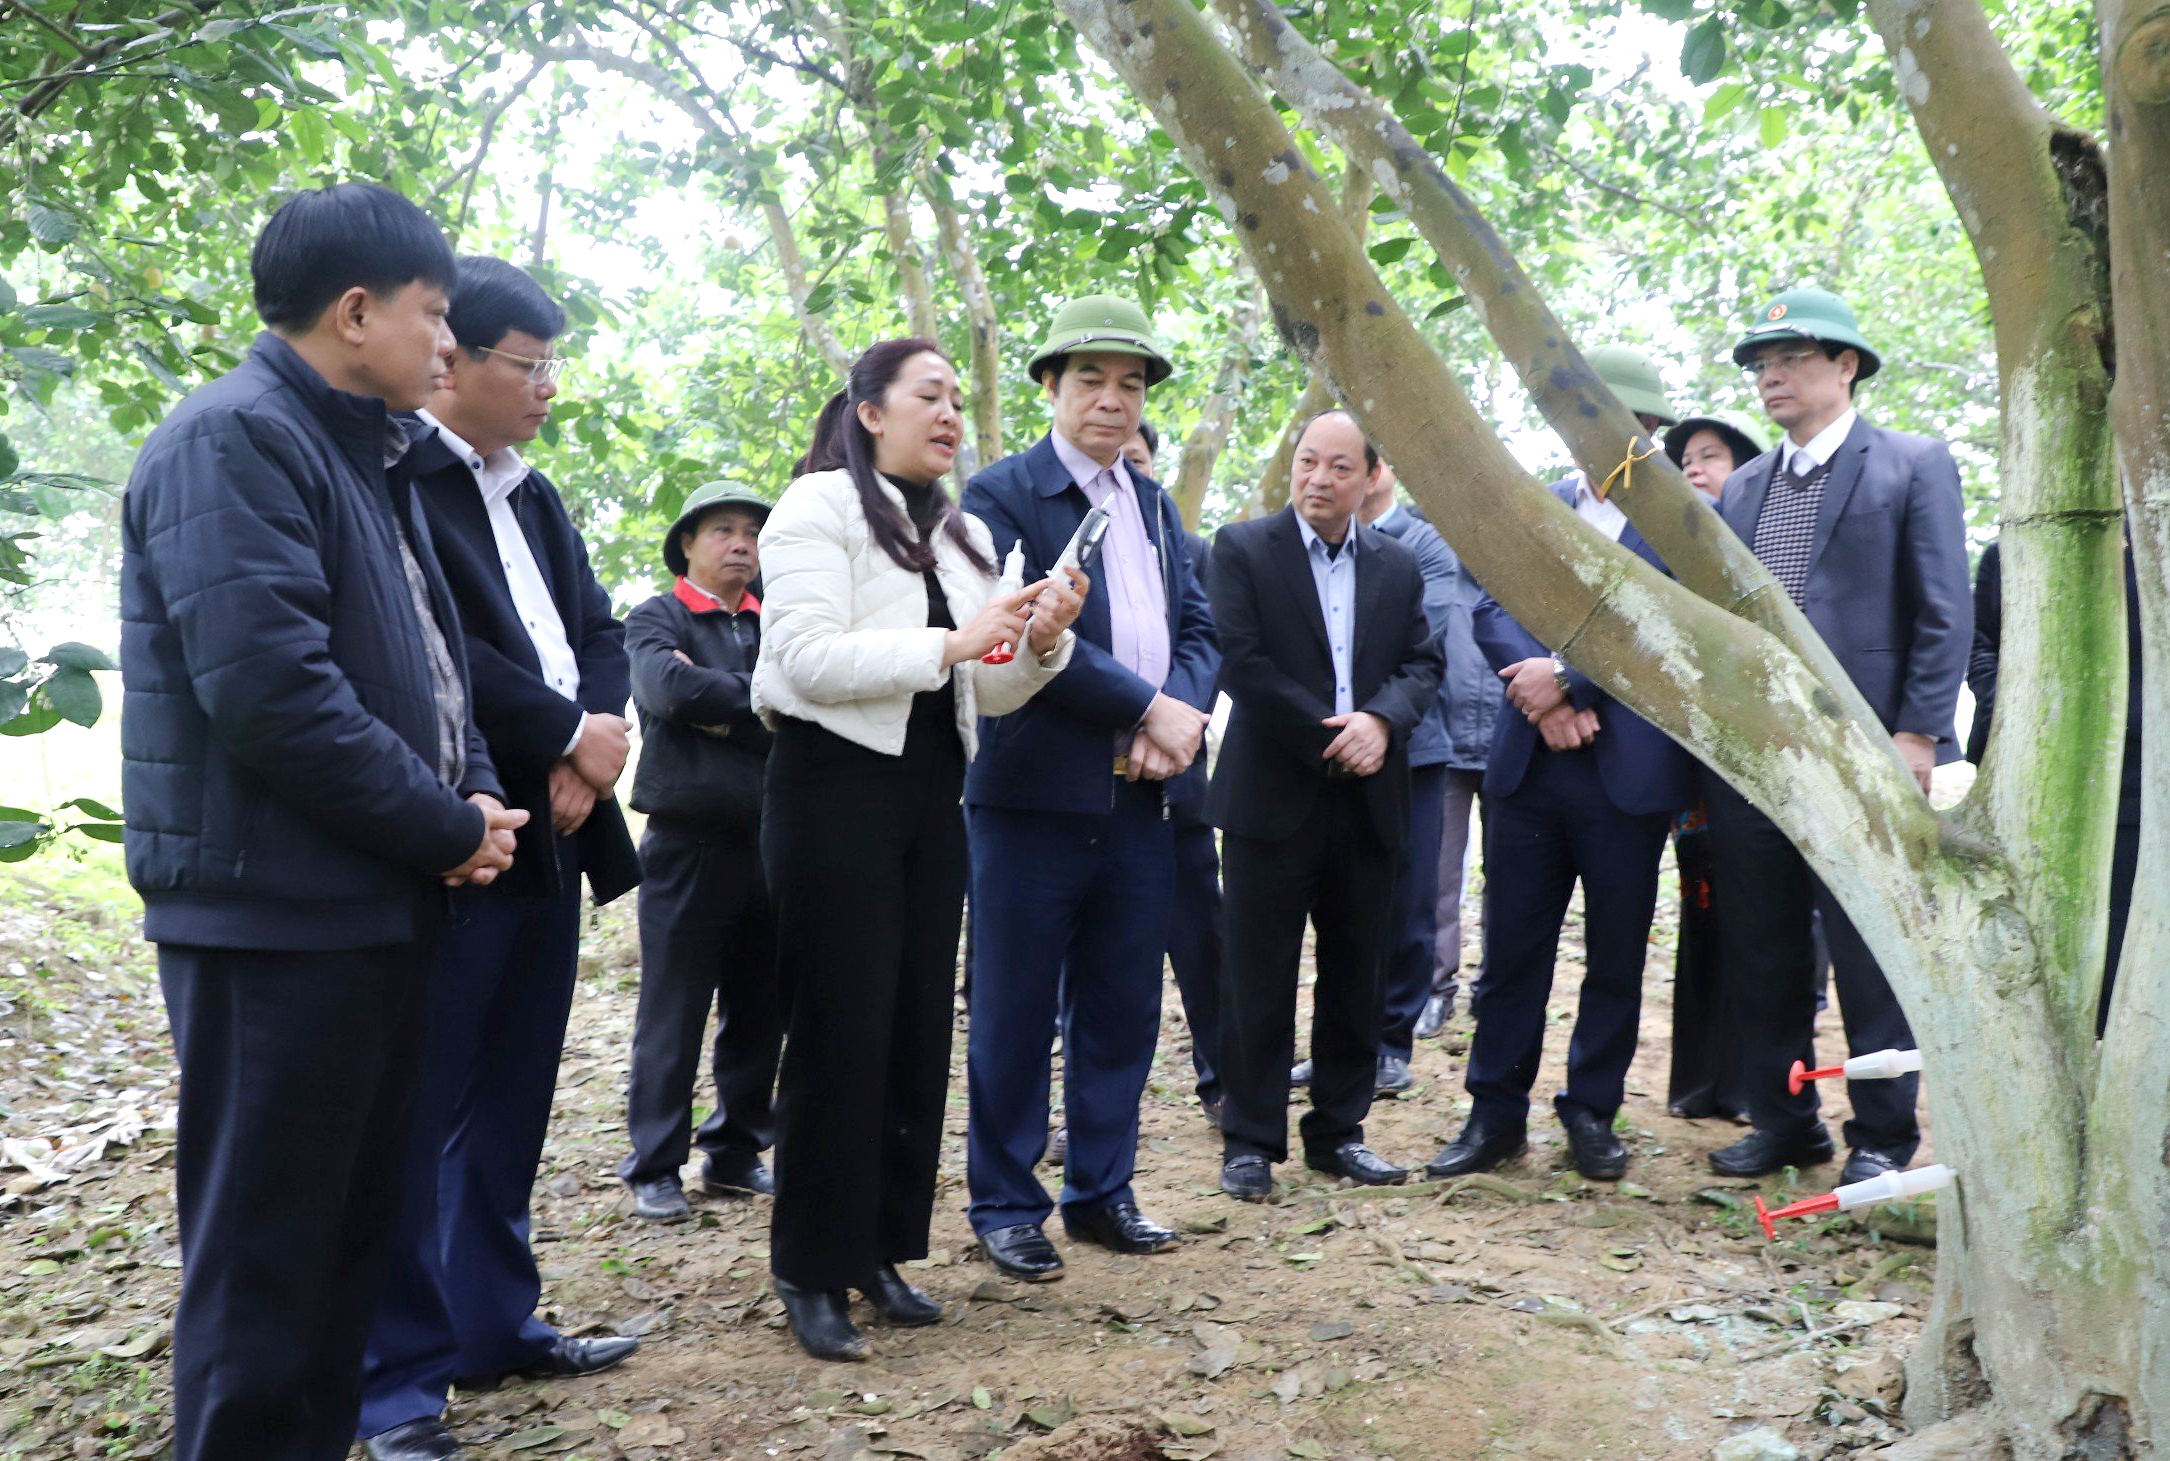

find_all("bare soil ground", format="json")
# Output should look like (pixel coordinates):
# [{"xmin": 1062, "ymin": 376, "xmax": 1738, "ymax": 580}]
[{"xmin": 0, "ymin": 851, "xmax": 1934, "ymax": 1461}]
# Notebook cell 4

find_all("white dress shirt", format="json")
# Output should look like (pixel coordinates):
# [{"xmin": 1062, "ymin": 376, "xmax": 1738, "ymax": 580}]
[
  {"xmin": 1568, "ymin": 469, "xmax": 1629, "ymax": 542},
  {"xmin": 1050, "ymin": 430, "xmax": 1171, "ymax": 692},
  {"xmin": 418, "ymin": 409, "xmax": 585, "ymax": 753},
  {"xmin": 1295, "ymin": 515, "xmax": 1358, "ymax": 716},
  {"xmin": 1782, "ymin": 407, "xmax": 1858, "ymax": 476}
]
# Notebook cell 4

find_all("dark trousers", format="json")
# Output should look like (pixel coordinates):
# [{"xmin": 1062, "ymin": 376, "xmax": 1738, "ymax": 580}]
[
  {"xmin": 1220, "ymin": 780, "xmax": 1396, "ymax": 1163},
  {"xmin": 620, "ymin": 821, "xmax": 780, "ymax": 1184},
  {"xmin": 1666, "ymin": 817, "xmax": 1747, "ymax": 1119},
  {"xmin": 765, "ymin": 715, "xmax": 965, "ymax": 1290},
  {"xmin": 161, "ymin": 935, "xmax": 434, "ymax": 1461},
  {"xmin": 358, "ymin": 850, "xmax": 580, "ymax": 1438},
  {"xmin": 1380, "ymin": 762, "xmax": 1448, "ymax": 1060},
  {"xmin": 1168, "ymin": 817, "xmax": 1224, "ymax": 1104},
  {"xmin": 966, "ymin": 784, "xmax": 1172, "ymax": 1232},
  {"xmin": 1466, "ymin": 750, "xmax": 1672, "ymax": 1125},
  {"xmin": 1702, "ymin": 774, "xmax": 1920, "ymax": 1158}
]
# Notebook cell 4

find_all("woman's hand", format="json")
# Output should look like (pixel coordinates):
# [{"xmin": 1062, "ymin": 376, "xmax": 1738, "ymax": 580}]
[
  {"xmin": 1025, "ymin": 566, "xmax": 1089, "ymax": 656},
  {"xmin": 943, "ymin": 580, "xmax": 1044, "ymax": 667}
]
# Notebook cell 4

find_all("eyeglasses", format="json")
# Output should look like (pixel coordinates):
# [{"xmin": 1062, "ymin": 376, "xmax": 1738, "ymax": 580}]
[
  {"xmin": 1743, "ymin": 346, "xmax": 1824, "ymax": 379},
  {"xmin": 474, "ymin": 346, "xmax": 571, "ymax": 386}
]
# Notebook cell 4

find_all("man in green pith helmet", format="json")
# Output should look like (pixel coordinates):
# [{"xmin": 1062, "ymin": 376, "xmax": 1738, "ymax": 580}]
[
  {"xmin": 616, "ymin": 481, "xmax": 781, "ymax": 1223},
  {"xmin": 956, "ymin": 295, "xmax": 1220, "ymax": 1283},
  {"xmin": 1702, "ymin": 285, "xmax": 1970, "ymax": 1186}
]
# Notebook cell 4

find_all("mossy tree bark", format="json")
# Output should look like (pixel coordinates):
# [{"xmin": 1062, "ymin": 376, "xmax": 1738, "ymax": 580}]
[{"xmin": 1056, "ymin": 0, "xmax": 2166, "ymax": 1451}]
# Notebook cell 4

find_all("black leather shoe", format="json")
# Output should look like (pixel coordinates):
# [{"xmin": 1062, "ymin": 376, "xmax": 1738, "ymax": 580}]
[
  {"xmin": 1708, "ymin": 1126, "xmax": 1836, "ymax": 1177},
  {"xmin": 1375, "ymin": 1054, "xmax": 1414, "ymax": 1096},
  {"xmin": 1200, "ymin": 1094, "xmax": 1224, "ymax": 1128},
  {"xmin": 980, "ymin": 1224, "xmax": 1064, "ymax": 1282},
  {"xmin": 1289, "ymin": 1058, "xmax": 1313, "ymax": 1087},
  {"xmin": 1559, "ymin": 1106, "xmax": 1628, "ymax": 1181},
  {"xmin": 1220, "ymin": 1153, "xmax": 1273, "ymax": 1201},
  {"xmin": 1414, "ymin": 991, "xmax": 1454, "ymax": 1040},
  {"xmin": 455, "ymin": 1334, "xmax": 638, "ymax": 1390},
  {"xmin": 775, "ymin": 1277, "xmax": 867, "ymax": 1361},
  {"xmin": 629, "ymin": 1173, "xmax": 689, "ymax": 1223},
  {"xmin": 1063, "ymin": 1199, "xmax": 1179, "ymax": 1254},
  {"xmin": 1425, "ymin": 1116, "xmax": 1527, "ymax": 1177},
  {"xmin": 363, "ymin": 1419, "xmax": 468, "ymax": 1461},
  {"xmin": 1042, "ymin": 1126, "xmax": 1068, "ymax": 1169},
  {"xmin": 1840, "ymin": 1147, "xmax": 1905, "ymax": 1186},
  {"xmin": 702, "ymin": 1149, "xmax": 774, "ymax": 1196},
  {"xmin": 861, "ymin": 1264, "xmax": 942, "ymax": 1326},
  {"xmin": 1307, "ymin": 1141, "xmax": 1408, "ymax": 1186}
]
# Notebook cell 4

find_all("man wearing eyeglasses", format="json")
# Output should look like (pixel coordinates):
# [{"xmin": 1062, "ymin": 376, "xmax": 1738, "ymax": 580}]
[
  {"xmin": 1700, "ymin": 287, "xmax": 1969, "ymax": 1189},
  {"xmin": 357, "ymin": 257, "xmax": 643, "ymax": 1461}
]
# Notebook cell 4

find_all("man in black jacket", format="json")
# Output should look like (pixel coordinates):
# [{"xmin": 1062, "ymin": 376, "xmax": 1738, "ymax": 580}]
[
  {"xmin": 1208, "ymin": 411, "xmax": 1443, "ymax": 1203},
  {"xmin": 358, "ymin": 259, "xmax": 640, "ymax": 1461},
  {"xmin": 617, "ymin": 481, "xmax": 780, "ymax": 1222},
  {"xmin": 120, "ymin": 185, "xmax": 525, "ymax": 1461}
]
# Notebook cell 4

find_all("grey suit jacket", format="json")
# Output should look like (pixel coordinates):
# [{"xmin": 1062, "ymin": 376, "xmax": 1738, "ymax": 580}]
[{"xmin": 1718, "ymin": 415, "xmax": 1973, "ymax": 762}]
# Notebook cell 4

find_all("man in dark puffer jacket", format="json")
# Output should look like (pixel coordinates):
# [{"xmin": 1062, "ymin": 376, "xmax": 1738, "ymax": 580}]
[
  {"xmin": 119, "ymin": 183, "xmax": 525, "ymax": 1461},
  {"xmin": 616, "ymin": 481, "xmax": 780, "ymax": 1222}
]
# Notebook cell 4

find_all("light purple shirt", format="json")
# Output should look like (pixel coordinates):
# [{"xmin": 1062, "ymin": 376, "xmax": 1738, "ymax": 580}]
[{"xmin": 1051, "ymin": 430, "xmax": 1170, "ymax": 699}]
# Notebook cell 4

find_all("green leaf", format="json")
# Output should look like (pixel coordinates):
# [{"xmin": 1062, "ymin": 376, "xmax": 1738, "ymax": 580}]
[
  {"xmin": 1681, "ymin": 18, "xmax": 1728, "ymax": 85},
  {"xmin": 1368, "ymin": 238, "xmax": 1414, "ymax": 265},
  {"xmin": 800, "ymin": 281, "xmax": 837, "ymax": 315},
  {"xmin": 504, "ymin": 1424, "xmax": 568, "ymax": 1449},
  {"xmin": 61, "ymin": 796, "xmax": 122, "ymax": 821},
  {"xmin": 21, "ymin": 305, "xmax": 100, "ymax": 331},
  {"xmin": 43, "ymin": 642, "xmax": 116, "ymax": 671},
  {"xmin": 1758, "ymin": 106, "xmax": 1789, "ymax": 148},
  {"xmin": 25, "ymin": 204, "xmax": 79, "ymax": 246},
  {"xmin": 5, "ymin": 346, "xmax": 76, "ymax": 378},
  {"xmin": 71, "ymin": 823, "xmax": 125, "ymax": 844},
  {"xmin": 0, "ymin": 819, "xmax": 45, "ymax": 849},
  {"xmin": 971, "ymin": 1387, "xmax": 993, "ymax": 1410},
  {"xmin": 0, "ymin": 434, "xmax": 16, "ymax": 480},
  {"xmin": 1703, "ymin": 81, "xmax": 1751, "ymax": 123},
  {"xmin": 1426, "ymin": 295, "xmax": 1469, "ymax": 320},
  {"xmin": 0, "ymin": 648, "xmax": 26, "ymax": 678},
  {"xmin": 0, "ymin": 695, "xmax": 60, "ymax": 737},
  {"xmin": 43, "ymin": 666, "xmax": 101, "ymax": 727}
]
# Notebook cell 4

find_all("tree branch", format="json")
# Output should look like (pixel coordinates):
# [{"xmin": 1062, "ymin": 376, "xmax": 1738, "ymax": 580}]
[
  {"xmin": 1210, "ymin": 0, "xmax": 1883, "ymax": 754},
  {"xmin": 0, "ymin": 0, "xmax": 222, "ymax": 144},
  {"xmin": 0, "ymin": 0, "xmax": 88, "ymax": 55},
  {"xmin": 1250, "ymin": 163, "xmax": 1369, "ymax": 517},
  {"xmin": 922, "ymin": 159, "xmax": 1002, "ymax": 466},
  {"xmin": 1174, "ymin": 270, "xmax": 1264, "ymax": 529},
  {"xmin": 429, "ymin": 56, "xmax": 551, "ymax": 218}
]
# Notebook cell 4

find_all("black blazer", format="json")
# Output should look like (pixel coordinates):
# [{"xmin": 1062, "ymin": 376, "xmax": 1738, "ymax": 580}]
[
  {"xmin": 1206, "ymin": 507, "xmax": 1444, "ymax": 846},
  {"xmin": 1474, "ymin": 483, "xmax": 1694, "ymax": 817},
  {"xmin": 408, "ymin": 429, "xmax": 640, "ymax": 904},
  {"xmin": 1718, "ymin": 415, "xmax": 1972, "ymax": 762}
]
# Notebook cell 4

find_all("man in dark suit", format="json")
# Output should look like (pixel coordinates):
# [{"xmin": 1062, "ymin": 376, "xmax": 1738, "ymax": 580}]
[
  {"xmin": 958, "ymin": 298, "xmax": 1220, "ymax": 1282},
  {"xmin": 121, "ymin": 184, "xmax": 525, "ymax": 1461},
  {"xmin": 1209, "ymin": 410, "xmax": 1443, "ymax": 1202},
  {"xmin": 359, "ymin": 259, "xmax": 641, "ymax": 1461},
  {"xmin": 1704, "ymin": 287, "xmax": 1971, "ymax": 1183},
  {"xmin": 1123, "ymin": 421, "xmax": 1225, "ymax": 1125},
  {"xmin": 1426, "ymin": 466, "xmax": 1695, "ymax": 1182}
]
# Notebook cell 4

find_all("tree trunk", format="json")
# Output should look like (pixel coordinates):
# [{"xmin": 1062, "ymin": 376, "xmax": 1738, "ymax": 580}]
[
  {"xmin": 1249, "ymin": 165, "xmax": 1370, "ymax": 517},
  {"xmin": 1057, "ymin": 0, "xmax": 2162, "ymax": 1453},
  {"xmin": 1174, "ymin": 274, "xmax": 1264, "ymax": 527},
  {"xmin": 922, "ymin": 161, "xmax": 1003, "ymax": 471}
]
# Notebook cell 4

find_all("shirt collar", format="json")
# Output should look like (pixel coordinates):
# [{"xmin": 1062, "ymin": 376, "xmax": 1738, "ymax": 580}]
[
  {"xmin": 673, "ymin": 577, "xmax": 760, "ymax": 616},
  {"xmin": 1295, "ymin": 514, "xmax": 1358, "ymax": 559},
  {"xmin": 1371, "ymin": 502, "xmax": 1404, "ymax": 532},
  {"xmin": 1050, "ymin": 429, "xmax": 1134, "ymax": 496},
  {"xmin": 1785, "ymin": 408, "xmax": 1858, "ymax": 474},
  {"xmin": 418, "ymin": 408, "xmax": 529, "ymax": 506}
]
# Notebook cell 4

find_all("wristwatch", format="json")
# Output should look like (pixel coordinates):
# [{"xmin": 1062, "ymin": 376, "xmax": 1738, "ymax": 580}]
[{"xmin": 1550, "ymin": 656, "xmax": 1572, "ymax": 699}]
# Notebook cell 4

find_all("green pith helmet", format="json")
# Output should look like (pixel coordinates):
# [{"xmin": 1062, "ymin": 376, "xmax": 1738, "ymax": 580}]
[
  {"xmin": 1732, "ymin": 286, "xmax": 1882, "ymax": 381},
  {"xmin": 664, "ymin": 479, "xmax": 770, "ymax": 577},
  {"xmin": 1025, "ymin": 294, "xmax": 1174, "ymax": 387},
  {"xmin": 1664, "ymin": 408, "xmax": 1771, "ymax": 469},
  {"xmin": 1585, "ymin": 344, "xmax": 1678, "ymax": 426}
]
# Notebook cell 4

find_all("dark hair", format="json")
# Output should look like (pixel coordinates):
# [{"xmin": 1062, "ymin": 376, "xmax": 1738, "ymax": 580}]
[
  {"xmin": 1299, "ymin": 408, "xmax": 1380, "ymax": 472},
  {"xmin": 794, "ymin": 337, "xmax": 992, "ymax": 575},
  {"xmin": 447, "ymin": 255, "xmax": 566, "ymax": 353},
  {"xmin": 1134, "ymin": 418, "xmax": 1160, "ymax": 454},
  {"xmin": 252, "ymin": 182, "xmax": 457, "ymax": 331},
  {"xmin": 1821, "ymin": 341, "xmax": 1862, "ymax": 398}
]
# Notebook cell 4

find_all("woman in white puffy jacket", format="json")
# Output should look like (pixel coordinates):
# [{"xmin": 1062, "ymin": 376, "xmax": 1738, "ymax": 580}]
[{"xmin": 753, "ymin": 337, "xmax": 1086, "ymax": 1362}]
